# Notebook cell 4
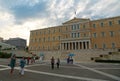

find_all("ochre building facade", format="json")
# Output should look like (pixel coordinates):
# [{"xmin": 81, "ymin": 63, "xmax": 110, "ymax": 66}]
[{"xmin": 29, "ymin": 16, "xmax": 120, "ymax": 51}]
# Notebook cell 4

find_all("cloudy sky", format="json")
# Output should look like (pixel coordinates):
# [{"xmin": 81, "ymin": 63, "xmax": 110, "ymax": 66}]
[{"xmin": 0, "ymin": 0, "xmax": 120, "ymax": 45}]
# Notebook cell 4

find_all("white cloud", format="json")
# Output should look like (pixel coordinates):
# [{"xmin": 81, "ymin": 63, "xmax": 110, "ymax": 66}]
[{"xmin": 0, "ymin": 0, "xmax": 120, "ymax": 46}]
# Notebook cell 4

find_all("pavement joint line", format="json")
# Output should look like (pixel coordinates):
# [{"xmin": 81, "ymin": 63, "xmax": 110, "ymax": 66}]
[
  {"xmin": 93, "ymin": 68, "xmax": 120, "ymax": 69},
  {"xmin": 26, "ymin": 63, "xmax": 120, "ymax": 70},
  {"xmin": 19, "ymin": 68, "xmax": 108, "ymax": 81},
  {"xmin": 25, "ymin": 63, "xmax": 47, "ymax": 67},
  {"xmin": 0, "ymin": 65, "xmax": 9, "ymax": 68},
  {"xmin": 0, "ymin": 67, "xmax": 10, "ymax": 71},
  {"xmin": 74, "ymin": 63, "xmax": 120, "ymax": 81}
]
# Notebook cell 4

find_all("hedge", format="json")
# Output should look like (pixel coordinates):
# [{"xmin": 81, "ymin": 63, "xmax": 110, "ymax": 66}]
[
  {"xmin": 95, "ymin": 60, "xmax": 120, "ymax": 63},
  {"xmin": 0, "ymin": 52, "xmax": 12, "ymax": 58}
]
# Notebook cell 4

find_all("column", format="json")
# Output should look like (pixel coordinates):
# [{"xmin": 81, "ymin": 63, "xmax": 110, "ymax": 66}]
[
  {"xmin": 85, "ymin": 42, "xmax": 87, "ymax": 49},
  {"xmin": 61, "ymin": 43, "xmax": 64, "ymax": 50},
  {"xmin": 65, "ymin": 43, "xmax": 67, "ymax": 50},
  {"xmin": 80, "ymin": 42, "xmax": 82, "ymax": 49},
  {"xmin": 72, "ymin": 42, "xmax": 73, "ymax": 50},
  {"xmin": 68, "ymin": 43, "xmax": 70, "ymax": 50},
  {"xmin": 87, "ymin": 41, "xmax": 89, "ymax": 49},
  {"xmin": 67, "ymin": 43, "xmax": 68, "ymax": 50},
  {"xmin": 78, "ymin": 42, "xmax": 80, "ymax": 50},
  {"xmin": 70, "ymin": 42, "xmax": 72, "ymax": 50},
  {"xmin": 63, "ymin": 43, "xmax": 65, "ymax": 50},
  {"xmin": 65, "ymin": 43, "xmax": 66, "ymax": 50},
  {"xmin": 82, "ymin": 42, "xmax": 84, "ymax": 49},
  {"xmin": 89, "ymin": 41, "xmax": 91, "ymax": 49},
  {"xmin": 75, "ymin": 42, "xmax": 76, "ymax": 50}
]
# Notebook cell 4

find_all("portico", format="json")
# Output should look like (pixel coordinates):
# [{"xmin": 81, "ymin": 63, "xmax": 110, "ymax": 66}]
[{"xmin": 61, "ymin": 40, "xmax": 91, "ymax": 50}]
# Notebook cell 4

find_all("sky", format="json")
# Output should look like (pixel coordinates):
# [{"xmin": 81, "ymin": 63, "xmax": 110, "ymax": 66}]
[{"xmin": 0, "ymin": 0, "xmax": 120, "ymax": 45}]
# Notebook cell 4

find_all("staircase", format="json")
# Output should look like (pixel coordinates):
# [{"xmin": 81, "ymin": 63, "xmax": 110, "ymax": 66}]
[{"xmin": 93, "ymin": 49, "xmax": 120, "ymax": 62}]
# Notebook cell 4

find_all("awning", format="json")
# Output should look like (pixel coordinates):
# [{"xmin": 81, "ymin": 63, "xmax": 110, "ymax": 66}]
[
  {"xmin": 40, "ymin": 52, "xmax": 44, "ymax": 56},
  {"xmin": 68, "ymin": 53, "xmax": 75, "ymax": 56}
]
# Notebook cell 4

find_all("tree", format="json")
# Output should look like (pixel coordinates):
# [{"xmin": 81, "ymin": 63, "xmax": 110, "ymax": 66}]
[
  {"xmin": 0, "ymin": 45, "xmax": 2, "ymax": 51},
  {"xmin": 25, "ymin": 46, "xmax": 29, "ymax": 52}
]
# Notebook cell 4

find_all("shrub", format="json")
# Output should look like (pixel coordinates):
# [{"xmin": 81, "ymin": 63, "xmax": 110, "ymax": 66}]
[{"xmin": 0, "ymin": 52, "xmax": 12, "ymax": 58}]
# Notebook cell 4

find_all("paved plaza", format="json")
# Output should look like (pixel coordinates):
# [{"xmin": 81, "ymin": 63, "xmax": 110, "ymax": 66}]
[{"xmin": 0, "ymin": 59, "xmax": 120, "ymax": 81}]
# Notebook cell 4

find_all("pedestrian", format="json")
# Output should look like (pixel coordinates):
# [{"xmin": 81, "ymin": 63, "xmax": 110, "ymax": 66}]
[
  {"xmin": 51, "ymin": 56, "xmax": 55, "ymax": 70},
  {"xmin": 70, "ymin": 57, "xmax": 73, "ymax": 64},
  {"xmin": 9, "ymin": 54, "xmax": 16, "ymax": 75},
  {"xmin": 31, "ymin": 56, "xmax": 34, "ymax": 64},
  {"xmin": 67, "ymin": 56, "xmax": 70, "ymax": 64},
  {"xmin": 19, "ymin": 57, "xmax": 26, "ymax": 75},
  {"xmin": 27, "ymin": 57, "xmax": 30, "ymax": 65},
  {"xmin": 56, "ymin": 58, "xmax": 60, "ymax": 69}
]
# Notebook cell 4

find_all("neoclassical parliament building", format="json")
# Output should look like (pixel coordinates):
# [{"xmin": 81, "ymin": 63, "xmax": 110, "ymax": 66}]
[{"xmin": 29, "ymin": 16, "xmax": 120, "ymax": 51}]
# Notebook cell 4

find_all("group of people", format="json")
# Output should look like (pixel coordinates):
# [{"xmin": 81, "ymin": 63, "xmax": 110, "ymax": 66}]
[
  {"xmin": 9, "ymin": 54, "xmax": 26, "ymax": 75},
  {"xmin": 9, "ymin": 54, "xmax": 73, "ymax": 76},
  {"xmin": 67, "ymin": 56, "xmax": 74, "ymax": 64},
  {"xmin": 51, "ymin": 57, "xmax": 60, "ymax": 69}
]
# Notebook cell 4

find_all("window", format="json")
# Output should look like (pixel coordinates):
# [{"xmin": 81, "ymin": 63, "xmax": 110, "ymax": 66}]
[
  {"xmin": 112, "ymin": 43, "xmax": 115, "ymax": 48},
  {"xmin": 77, "ymin": 24, "xmax": 80, "ymax": 29},
  {"xmin": 93, "ymin": 24, "xmax": 96, "ymax": 28},
  {"xmin": 78, "ymin": 33, "xmax": 80, "ymax": 37},
  {"xmin": 118, "ymin": 20, "xmax": 120, "ymax": 24},
  {"xmin": 71, "ymin": 33, "xmax": 74, "ymax": 38},
  {"xmin": 84, "ymin": 33, "xmax": 86, "ymax": 37},
  {"xmin": 94, "ymin": 44, "xmax": 97, "ymax": 49},
  {"xmin": 35, "ymin": 38, "xmax": 36, "ymax": 42},
  {"xmin": 101, "ymin": 22, "xmax": 104, "ymax": 27},
  {"xmin": 101, "ymin": 32, "xmax": 105, "ymax": 37},
  {"xmin": 103, "ymin": 43, "xmax": 106, "ymax": 49},
  {"xmin": 93, "ymin": 33, "xmax": 97, "ymax": 38},
  {"xmin": 53, "ymin": 37, "xmax": 55, "ymax": 40},
  {"xmin": 71, "ymin": 33, "xmax": 77, "ymax": 38},
  {"xmin": 40, "ymin": 32, "xmax": 41, "ymax": 34},
  {"xmin": 66, "ymin": 27, "xmax": 68, "ymax": 31},
  {"xmin": 74, "ymin": 25, "xmax": 76, "ymax": 30},
  {"xmin": 39, "ymin": 38, "xmax": 41, "ymax": 42},
  {"xmin": 72, "ymin": 24, "xmax": 80, "ymax": 30},
  {"xmin": 83, "ymin": 24, "xmax": 86, "ymax": 29},
  {"xmin": 72, "ymin": 25, "xmax": 75, "ymax": 30},
  {"xmin": 71, "ymin": 25, "xmax": 74, "ymax": 30},
  {"xmin": 48, "ymin": 37, "xmax": 50, "ymax": 41},
  {"xmin": 58, "ymin": 36, "xmax": 60, "ymax": 40},
  {"xmin": 109, "ymin": 31, "xmax": 114, "ymax": 37},
  {"xmin": 109, "ymin": 21, "xmax": 112, "ymax": 26}
]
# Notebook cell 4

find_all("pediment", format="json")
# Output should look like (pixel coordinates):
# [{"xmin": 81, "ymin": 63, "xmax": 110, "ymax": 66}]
[{"xmin": 63, "ymin": 17, "xmax": 90, "ymax": 25}]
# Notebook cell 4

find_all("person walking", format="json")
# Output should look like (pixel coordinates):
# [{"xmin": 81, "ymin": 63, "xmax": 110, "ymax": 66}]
[
  {"xmin": 51, "ymin": 56, "xmax": 55, "ymax": 70},
  {"xmin": 67, "ymin": 56, "xmax": 70, "ymax": 64},
  {"xmin": 9, "ymin": 54, "xmax": 16, "ymax": 75},
  {"xmin": 56, "ymin": 58, "xmax": 60, "ymax": 69},
  {"xmin": 27, "ymin": 57, "xmax": 30, "ymax": 65},
  {"xmin": 19, "ymin": 57, "xmax": 26, "ymax": 75}
]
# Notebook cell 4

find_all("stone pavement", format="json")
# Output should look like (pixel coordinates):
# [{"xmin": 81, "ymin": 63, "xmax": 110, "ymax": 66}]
[{"xmin": 0, "ymin": 59, "xmax": 120, "ymax": 81}]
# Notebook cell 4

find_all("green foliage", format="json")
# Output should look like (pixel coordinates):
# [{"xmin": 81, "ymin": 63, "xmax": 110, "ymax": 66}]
[{"xmin": 0, "ymin": 52, "xmax": 12, "ymax": 58}]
